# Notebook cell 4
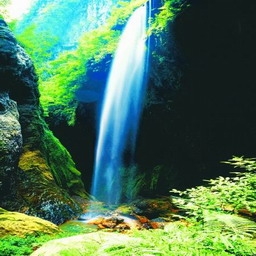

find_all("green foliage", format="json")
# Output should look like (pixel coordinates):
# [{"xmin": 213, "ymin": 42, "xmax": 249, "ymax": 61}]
[
  {"xmin": 0, "ymin": 227, "xmax": 94, "ymax": 256},
  {"xmin": 147, "ymin": 0, "xmax": 186, "ymax": 107},
  {"xmin": 1, "ymin": 221, "xmax": 255, "ymax": 256},
  {"xmin": 10, "ymin": 0, "xmax": 188, "ymax": 124},
  {"xmin": 171, "ymin": 156, "xmax": 256, "ymax": 221},
  {"xmin": 106, "ymin": 0, "xmax": 147, "ymax": 28},
  {"xmin": 0, "ymin": 235, "xmax": 37, "ymax": 256},
  {"xmin": 1, "ymin": 157, "xmax": 255, "ymax": 256},
  {"xmin": 4, "ymin": 0, "xmax": 188, "ymax": 124},
  {"xmin": 16, "ymin": 25, "xmax": 59, "ymax": 69},
  {"xmin": 130, "ymin": 225, "xmax": 256, "ymax": 256},
  {"xmin": 149, "ymin": 1, "xmax": 175, "ymax": 36},
  {"xmin": 203, "ymin": 212, "xmax": 256, "ymax": 239},
  {"xmin": 38, "ymin": 27, "xmax": 121, "ymax": 124},
  {"xmin": 222, "ymin": 156, "xmax": 256, "ymax": 171},
  {"xmin": 149, "ymin": 0, "xmax": 188, "ymax": 36},
  {"xmin": 13, "ymin": 0, "xmax": 148, "ymax": 124},
  {"xmin": 169, "ymin": 156, "xmax": 256, "ymax": 253}
]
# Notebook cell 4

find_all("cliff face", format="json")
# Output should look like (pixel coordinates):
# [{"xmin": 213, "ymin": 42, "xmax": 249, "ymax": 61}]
[
  {"xmin": 137, "ymin": 0, "xmax": 256, "ymax": 193},
  {"xmin": 0, "ymin": 19, "xmax": 88, "ymax": 224}
]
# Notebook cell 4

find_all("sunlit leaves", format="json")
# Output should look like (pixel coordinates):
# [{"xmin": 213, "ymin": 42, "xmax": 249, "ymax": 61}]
[
  {"xmin": 11, "ymin": 0, "xmax": 185, "ymax": 124},
  {"xmin": 106, "ymin": 0, "xmax": 147, "ymax": 28},
  {"xmin": 78, "ymin": 28, "xmax": 120, "ymax": 63},
  {"xmin": 222, "ymin": 156, "xmax": 256, "ymax": 171},
  {"xmin": 148, "ymin": 1, "xmax": 174, "ymax": 36},
  {"xmin": 171, "ymin": 156, "xmax": 256, "ymax": 221},
  {"xmin": 16, "ymin": 24, "xmax": 59, "ymax": 70},
  {"xmin": 169, "ymin": 156, "xmax": 256, "ymax": 253},
  {"xmin": 13, "ymin": 0, "xmax": 150, "ymax": 124}
]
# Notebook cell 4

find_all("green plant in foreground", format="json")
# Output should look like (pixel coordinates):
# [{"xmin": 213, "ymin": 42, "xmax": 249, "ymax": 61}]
[
  {"xmin": 0, "ymin": 235, "xmax": 55, "ymax": 256},
  {"xmin": 0, "ymin": 235, "xmax": 45, "ymax": 256},
  {"xmin": 171, "ymin": 156, "xmax": 256, "ymax": 220},
  {"xmin": 0, "ymin": 224, "xmax": 96, "ymax": 256},
  {"xmin": 1, "ymin": 224, "xmax": 255, "ymax": 256},
  {"xmin": 169, "ymin": 156, "xmax": 256, "ymax": 254},
  {"xmin": 99, "ymin": 225, "xmax": 256, "ymax": 255}
]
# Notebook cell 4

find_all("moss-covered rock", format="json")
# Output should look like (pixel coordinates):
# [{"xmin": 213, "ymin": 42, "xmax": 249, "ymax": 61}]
[
  {"xmin": 17, "ymin": 149, "xmax": 84, "ymax": 225},
  {"xmin": 0, "ymin": 18, "xmax": 89, "ymax": 224},
  {"xmin": 31, "ymin": 231, "xmax": 142, "ymax": 256},
  {"xmin": 0, "ymin": 207, "xmax": 59, "ymax": 237}
]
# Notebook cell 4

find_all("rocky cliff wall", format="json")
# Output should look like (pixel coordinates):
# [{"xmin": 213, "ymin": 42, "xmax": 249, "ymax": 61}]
[{"xmin": 0, "ymin": 19, "xmax": 88, "ymax": 224}]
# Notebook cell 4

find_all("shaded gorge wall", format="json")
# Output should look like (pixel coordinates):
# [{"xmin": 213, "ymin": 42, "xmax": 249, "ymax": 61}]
[{"xmin": 136, "ymin": 0, "xmax": 256, "ymax": 195}]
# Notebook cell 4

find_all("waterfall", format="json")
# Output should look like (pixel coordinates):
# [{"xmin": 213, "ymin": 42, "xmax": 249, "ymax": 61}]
[{"xmin": 91, "ymin": 4, "xmax": 148, "ymax": 205}]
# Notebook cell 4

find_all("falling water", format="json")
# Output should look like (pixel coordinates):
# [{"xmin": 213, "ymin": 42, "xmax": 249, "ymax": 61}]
[{"xmin": 91, "ymin": 4, "xmax": 148, "ymax": 205}]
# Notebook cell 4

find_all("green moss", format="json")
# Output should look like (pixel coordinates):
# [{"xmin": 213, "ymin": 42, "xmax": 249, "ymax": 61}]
[
  {"xmin": 18, "ymin": 107, "xmax": 88, "ymax": 198},
  {"xmin": 115, "ymin": 204, "xmax": 134, "ymax": 215},
  {"xmin": 42, "ymin": 129, "xmax": 88, "ymax": 197},
  {"xmin": 0, "ymin": 208, "xmax": 60, "ymax": 238},
  {"xmin": 18, "ymin": 150, "xmax": 55, "ymax": 181}
]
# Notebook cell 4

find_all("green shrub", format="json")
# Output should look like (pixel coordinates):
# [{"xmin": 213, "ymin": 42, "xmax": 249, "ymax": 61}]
[
  {"xmin": 0, "ymin": 235, "xmax": 44, "ymax": 256},
  {"xmin": 171, "ymin": 156, "xmax": 256, "ymax": 220},
  {"xmin": 130, "ymin": 225, "xmax": 256, "ymax": 256},
  {"xmin": 168, "ymin": 156, "xmax": 256, "ymax": 255}
]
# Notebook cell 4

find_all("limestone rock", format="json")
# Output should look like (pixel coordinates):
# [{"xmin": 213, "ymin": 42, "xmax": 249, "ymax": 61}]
[{"xmin": 0, "ymin": 207, "xmax": 59, "ymax": 237}]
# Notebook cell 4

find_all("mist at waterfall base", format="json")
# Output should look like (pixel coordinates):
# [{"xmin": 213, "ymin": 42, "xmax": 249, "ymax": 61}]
[{"xmin": 91, "ymin": 5, "xmax": 148, "ymax": 205}]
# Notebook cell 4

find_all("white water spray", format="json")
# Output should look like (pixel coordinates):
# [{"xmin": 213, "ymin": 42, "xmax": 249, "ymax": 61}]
[{"xmin": 91, "ymin": 4, "xmax": 148, "ymax": 205}]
